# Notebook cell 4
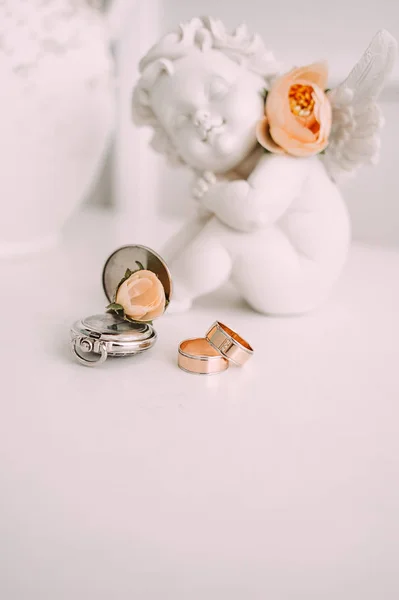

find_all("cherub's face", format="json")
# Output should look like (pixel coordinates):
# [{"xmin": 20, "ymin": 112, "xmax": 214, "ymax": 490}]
[{"xmin": 150, "ymin": 50, "xmax": 266, "ymax": 173}]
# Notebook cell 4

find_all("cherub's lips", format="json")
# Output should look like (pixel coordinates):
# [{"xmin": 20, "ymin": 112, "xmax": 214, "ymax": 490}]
[{"xmin": 201, "ymin": 122, "xmax": 225, "ymax": 144}]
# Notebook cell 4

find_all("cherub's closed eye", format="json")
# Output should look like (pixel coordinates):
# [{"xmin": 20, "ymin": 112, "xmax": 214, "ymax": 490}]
[{"xmin": 208, "ymin": 76, "xmax": 230, "ymax": 101}]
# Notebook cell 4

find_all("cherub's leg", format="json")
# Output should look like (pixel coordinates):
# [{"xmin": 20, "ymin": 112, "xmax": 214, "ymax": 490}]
[
  {"xmin": 167, "ymin": 217, "xmax": 233, "ymax": 312},
  {"xmin": 231, "ymin": 225, "xmax": 336, "ymax": 315}
]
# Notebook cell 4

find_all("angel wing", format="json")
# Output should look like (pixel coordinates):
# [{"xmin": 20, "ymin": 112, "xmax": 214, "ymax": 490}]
[{"xmin": 322, "ymin": 30, "xmax": 397, "ymax": 183}]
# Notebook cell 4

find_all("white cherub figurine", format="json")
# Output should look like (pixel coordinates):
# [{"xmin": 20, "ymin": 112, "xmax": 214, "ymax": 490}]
[{"xmin": 133, "ymin": 18, "xmax": 396, "ymax": 315}]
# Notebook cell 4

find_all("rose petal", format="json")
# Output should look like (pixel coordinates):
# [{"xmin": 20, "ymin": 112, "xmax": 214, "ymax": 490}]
[
  {"xmin": 290, "ymin": 141, "xmax": 328, "ymax": 156},
  {"xmin": 124, "ymin": 304, "xmax": 149, "ymax": 318},
  {"xmin": 131, "ymin": 289, "xmax": 166, "ymax": 321},
  {"xmin": 144, "ymin": 296, "xmax": 166, "ymax": 320},
  {"xmin": 256, "ymin": 118, "xmax": 285, "ymax": 154},
  {"xmin": 291, "ymin": 62, "xmax": 329, "ymax": 90},
  {"xmin": 265, "ymin": 75, "xmax": 291, "ymax": 122},
  {"xmin": 266, "ymin": 83, "xmax": 316, "ymax": 144},
  {"xmin": 127, "ymin": 277, "xmax": 152, "ymax": 298},
  {"xmin": 130, "ymin": 285, "xmax": 161, "ymax": 307},
  {"xmin": 288, "ymin": 138, "xmax": 329, "ymax": 157},
  {"xmin": 115, "ymin": 280, "xmax": 131, "ymax": 311},
  {"xmin": 135, "ymin": 289, "xmax": 164, "ymax": 313},
  {"xmin": 269, "ymin": 126, "xmax": 327, "ymax": 157},
  {"xmin": 128, "ymin": 271, "xmax": 164, "ymax": 307}
]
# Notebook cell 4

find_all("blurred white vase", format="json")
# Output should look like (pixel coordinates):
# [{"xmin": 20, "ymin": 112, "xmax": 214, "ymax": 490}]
[{"xmin": 0, "ymin": 0, "xmax": 115, "ymax": 256}]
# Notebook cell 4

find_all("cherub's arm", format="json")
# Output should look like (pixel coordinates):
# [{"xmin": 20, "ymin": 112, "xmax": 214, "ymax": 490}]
[{"xmin": 194, "ymin": 154, "xmax": 312, "ymax": 232}]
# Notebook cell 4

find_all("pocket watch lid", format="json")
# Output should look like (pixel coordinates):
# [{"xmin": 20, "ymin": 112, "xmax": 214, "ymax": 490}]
[
  {"xmin": 102, "ymin": 245, "xmax": 172, "ymax": 304},
  {"xmin": 71, "ymin": 313, "xmax": 156, "ymax": 344}
]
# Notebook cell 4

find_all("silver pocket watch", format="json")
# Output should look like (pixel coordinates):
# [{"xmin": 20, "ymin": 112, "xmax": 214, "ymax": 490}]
[{"xmin": 70, "ymin": 245, "xmax": 172, "ymax": 367}]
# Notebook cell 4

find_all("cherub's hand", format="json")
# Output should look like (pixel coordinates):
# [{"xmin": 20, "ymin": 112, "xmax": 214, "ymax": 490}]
[{"xmin": 192, "ymin": 171, "xmax": 217, "ymax": 200}]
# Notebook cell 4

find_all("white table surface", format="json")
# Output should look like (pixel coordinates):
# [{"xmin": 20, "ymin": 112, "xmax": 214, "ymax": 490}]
[{"xmin": 1, "ymin": 208, "xmax": 399, "ymax": 600}]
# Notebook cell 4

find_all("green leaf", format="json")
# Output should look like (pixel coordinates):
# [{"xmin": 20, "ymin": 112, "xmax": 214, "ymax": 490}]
[
  {"xmin": 106, "ymin": 302, "xmax": 124, "ymax": 314},
  {"xmin": 135, "ymin": 261, "xmax": 145, "ymax": 271},
  {"xmin": 124, "ymin": 268, "xmax": 133, "ymax": 279},
  {"xmin": 260, "ymin": 87, "xmax": 268, "ymax": 99},
  {"xmin": 325, "ymin": 88, "xmax": 331, "ymax": 94}
]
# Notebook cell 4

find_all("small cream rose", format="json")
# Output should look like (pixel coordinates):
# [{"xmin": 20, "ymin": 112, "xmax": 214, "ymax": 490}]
[{"xmin": 115, "ymin": 269, "xmax": 166, "ymax": 321}]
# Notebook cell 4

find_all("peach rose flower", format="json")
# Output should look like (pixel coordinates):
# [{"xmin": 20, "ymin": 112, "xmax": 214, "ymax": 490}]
[
  {"xmin": 256, "ymin": 63, "xmax": 332, "ymax": 157},
  {"xmin": 115, "ymin": 270, "xmax": 166, "ymax": 321}
]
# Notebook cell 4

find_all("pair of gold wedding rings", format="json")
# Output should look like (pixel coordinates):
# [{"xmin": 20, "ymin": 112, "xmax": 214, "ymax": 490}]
[{"xmin": 178, "ymin": 321, "xmax": 254, "ymax": 375}]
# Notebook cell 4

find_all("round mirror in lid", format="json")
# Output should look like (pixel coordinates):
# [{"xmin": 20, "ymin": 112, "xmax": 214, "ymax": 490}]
[{"xmin": 102, "ymin": 245, "xmax": 172, "ymax": 321}]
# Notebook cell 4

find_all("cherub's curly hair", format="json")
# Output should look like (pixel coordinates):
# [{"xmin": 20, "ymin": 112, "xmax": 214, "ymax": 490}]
[{"xmin": 132, "ymin": 17, "xmax": 280, "ymax": 165}]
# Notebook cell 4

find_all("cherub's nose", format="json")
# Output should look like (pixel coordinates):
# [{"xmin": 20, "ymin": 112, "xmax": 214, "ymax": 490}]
[{"xmin": 193, "ymin": 109, "xmax": 211, "ymax": 128}]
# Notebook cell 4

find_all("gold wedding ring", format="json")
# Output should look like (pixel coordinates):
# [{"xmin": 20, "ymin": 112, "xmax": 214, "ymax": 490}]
[
  {"xmin": 178, "ymin": 338, "xmax": 229, "ymax": 375},
  {"xmin": 205, "ymin": 321, "xmax": 254, "ymax": 366},
  {"xmin": 178, "ymin": 321, "xmax": 253, "ymax": 374}
]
